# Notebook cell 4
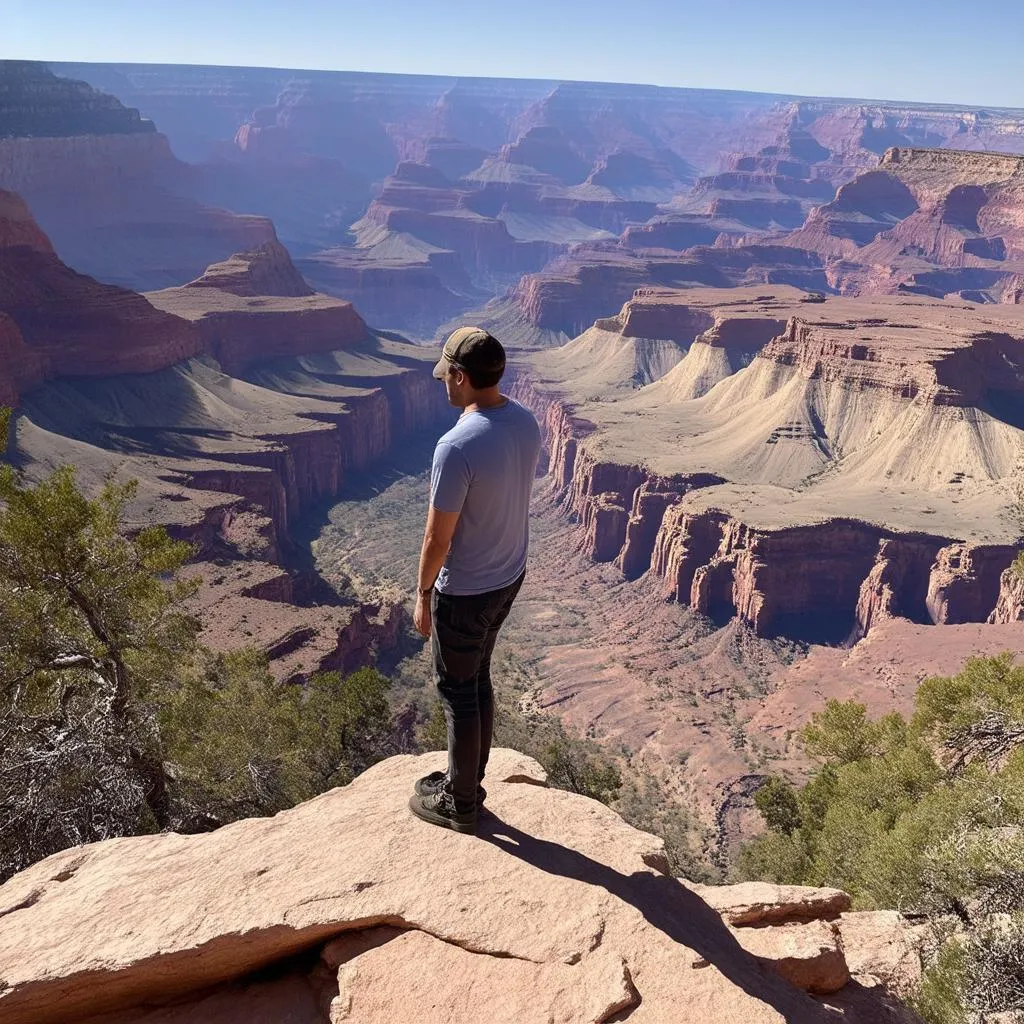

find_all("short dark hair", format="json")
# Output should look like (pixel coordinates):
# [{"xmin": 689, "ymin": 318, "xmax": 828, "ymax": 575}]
[{"xmin": 463, "ymin": 364, "xmax": 504, "ymax": 389}]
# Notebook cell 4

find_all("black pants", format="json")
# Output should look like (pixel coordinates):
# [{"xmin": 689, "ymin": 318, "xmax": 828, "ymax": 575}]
[{"xmin": 431, "ymin": 572, "xmax": 525, "ymax": 813}]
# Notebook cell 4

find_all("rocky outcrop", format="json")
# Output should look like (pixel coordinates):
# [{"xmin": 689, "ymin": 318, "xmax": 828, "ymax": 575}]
[
  {"xmin": 572, "ymin": 479, "xmax": 1015, "ymax": 641},
  {"xmin": 989, "ymin": 563, "xmax": 1024, "ymax": 623},
  {"xmin": 182, "ymin": 239, "xmax": 314, "ymax": 297},
  {"xmin": 688, "ymin": 882, "xmax": 852, "ymax": 926},
  {"xmin": 2, "ymin": 195, "xmax": 451, "ymax": 680},
  {"xmin": 855, "ymin": 537, "xmax": 946, "ymax": 636},
  {"xmin": 0, "ymin": 312, "xmax": 46, "ymax": 407},
  {"xmin": 0, "ymin": 749, "xmax": 921, "ymax": 1024},
  {"xmin": 838, "ymin": 910, "xmax": 926, "ymax": 999},
  {"xmin": 664, "ymin": 135, "xmax": 837, "ymax": 237},
  {"xmin": 927, "ymin": 542, "xmax": 1019, "ymax": 625},
  {"xmin": 297, "ymin": 245, "xmax": 470, "ymax": 336},
  {"xmin": 146, "ymin": 244, "xmax": 371, "ymax": 375},
  {"xmin": 784, "ymin": 170, "xmax": 920, "ymax": 257},
  {"xmin": 782, "ymin": 147, "xmax": 1024, "ymax": 303},
  {"xmin": 489, "ymin": 245, "xmax": 826, "ymax": 347},
  {"xmin": 512, "ymin": 285, "xmax": 1024, "ymax": 642}
]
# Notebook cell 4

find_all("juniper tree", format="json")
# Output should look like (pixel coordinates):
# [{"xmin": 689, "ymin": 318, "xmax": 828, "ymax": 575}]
[
  {"xmin": 0, "ymin": 410, "xmax": 199, "ymax": 871},
  {"xmin": 0, "ymin": 410, "xmax": 401, "ymax": 880},
  {"xmin": 738, "ymin": 654, "xmax": 1024, "ymax": 1022}
]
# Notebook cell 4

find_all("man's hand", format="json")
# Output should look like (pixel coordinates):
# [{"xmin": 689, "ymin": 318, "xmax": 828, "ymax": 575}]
[{"xmin": 414, "ymin": 592, "xmax": 432, "ymax": 638}]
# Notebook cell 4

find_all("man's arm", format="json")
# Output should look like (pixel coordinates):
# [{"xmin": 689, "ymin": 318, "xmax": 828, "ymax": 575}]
[{"xmin": 414, "ymin": 505, "xmax": 460, "ymax": 637}]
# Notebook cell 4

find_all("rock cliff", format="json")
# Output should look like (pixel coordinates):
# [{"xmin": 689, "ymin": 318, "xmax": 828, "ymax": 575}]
[
  {"xmin": 0, "ymin": 60, "xmax": 155, "ymax": 138},
  {"xmin": 37, "ymin": 62, "xmax": 1024, "ymax": 333},
  {"xmin": 0, "ymin": 187, "xmax": 200, "ymax": 394},
  {"xmin": 0, "ymin": 749, "xmax": 921, "ymax": 1024},
  {"xmin": 147, "ymin": 241, "xmax": 371, "ymax": 375},
  {"xmin": 3, "ymin": 194, "xmax": 452, "ymax": 679},
  {"xmin": 784, "ymin": 147, "xmax": 1024, "ymax": 303},
  {"xmin": 471, "ymin": 245, "xmax": 826, "ymax": 348},
  {"xmin": 989, "ymin": 563, "xmax": 1024, "ymax": 622},
  {"xmin": 0, "ymin": 64, "xmax": 276, "ymax": 290},
  {"xmin": 511, "ymin": 286, "xmax": 1024, "ymax": 641}
]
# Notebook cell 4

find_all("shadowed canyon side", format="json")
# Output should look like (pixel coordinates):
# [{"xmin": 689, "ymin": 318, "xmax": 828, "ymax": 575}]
[
  {"xmin": 0, "ymin": 189, "xmax": 452, "ymax": 680},
  {"xmin": 510, "ymin": 285, "xmax": 1024, "ymax": 644}
]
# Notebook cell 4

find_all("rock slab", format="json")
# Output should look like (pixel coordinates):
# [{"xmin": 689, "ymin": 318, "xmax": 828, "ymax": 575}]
[{"xmin": 0, "ymin": 750, "xmax": 920, "ymax": 1024}]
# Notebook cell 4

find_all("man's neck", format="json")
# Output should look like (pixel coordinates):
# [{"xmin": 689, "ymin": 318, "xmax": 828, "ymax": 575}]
[{"xmin": 463, "ymin": 390, "xmax": 507, "ymax": 415}]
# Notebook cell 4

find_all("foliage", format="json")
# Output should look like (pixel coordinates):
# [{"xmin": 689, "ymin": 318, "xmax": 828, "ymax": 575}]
[
  {"xmin": 161, "ymin": 658, "xmax": 397, "ymax": 827},
  {"xmin": 737, "ymin": 655, "xmax": 1024, "ymax": 1021},
  {"xmin": 615, "ymin": 773, "xmax": 716, "ymax": 881},
  {"xmin": 0, "ymin": 417, "xmax": 399, "ymax": 881}
]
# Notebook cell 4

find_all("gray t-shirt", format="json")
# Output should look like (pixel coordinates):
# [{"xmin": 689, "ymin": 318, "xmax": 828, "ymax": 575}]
[{"xmin": 430, "ymin": 398, "xmax": 541, "ymax": 596}]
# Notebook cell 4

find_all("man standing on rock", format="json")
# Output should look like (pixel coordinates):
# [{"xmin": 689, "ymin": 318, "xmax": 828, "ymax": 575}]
[{"xmin": 409, "ymin": 327, "xmax": 541, "ymax": 834}]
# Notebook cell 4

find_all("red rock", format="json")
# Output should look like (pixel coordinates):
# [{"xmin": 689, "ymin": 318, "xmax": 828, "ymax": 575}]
[
  {"xmin": 0, "ymin": 188, "xmax": 200, "ymax": 383},
  {"xmin": 0, "ymin": 749, "xmax": 915, "ymax": 1024},
  {"xmin": 181, "ymin": 239, "xmax": 313, "ymax": 297},
  {"xmin": 927, "ymin": 542, "xmax": 1019, "ymax": 625},
  {"xmin": 686, "ymin": 882, "xmax": 852, "ymax": 927},
  {"xmin": 855, "ymin": 537, "xmax": 946, "ymax": 636},
  {"xmin": 0, "ymin": 313, "xmax": 44, "ymax": 407},
  {"xmin": 784, "ymin": 170, "xmax": 919, "ymax": 257},
  {"xmin": 730, "ymin": 920, "xmax": 851, "ymax": 994},
  {"xmin": 989, "ymin": 565, "xmax": 1024, "ymax": 623},
  {"xmin": 146, "ymin": 243, "xmax": 370, "ymax": 375},
  {"xmin": 511, "ymin": 287, "xmax": 1024, "ymax": 640},
  {"xmin": 0, "ymin": 132, "xmax": 276, "ymax": 290},
  {"xmin": 838, "ymin": 910, "xmax": 925, "ymax": 996}
]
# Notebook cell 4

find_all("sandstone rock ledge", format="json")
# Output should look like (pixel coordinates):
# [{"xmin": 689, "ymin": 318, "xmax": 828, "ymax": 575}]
[{"xmin": 0, "ymin": 750, "xmax": 921, "ymax": 1024}]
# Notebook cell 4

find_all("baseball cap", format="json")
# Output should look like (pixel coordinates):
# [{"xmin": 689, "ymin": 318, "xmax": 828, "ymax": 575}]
[{"xmin": 432, "ymin": 326, "xmax": 506, "ymax": 381}]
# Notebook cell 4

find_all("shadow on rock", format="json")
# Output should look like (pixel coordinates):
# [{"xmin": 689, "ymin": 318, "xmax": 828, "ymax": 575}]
[{"xmin": 478, "ymin": 812, "xmax": 844, "ymax": 1023}]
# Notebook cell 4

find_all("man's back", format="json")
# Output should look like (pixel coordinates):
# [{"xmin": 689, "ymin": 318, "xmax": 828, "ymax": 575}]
[{"xmin": 430, "ymin": 398, "xmax": 541, "ymax": 596}]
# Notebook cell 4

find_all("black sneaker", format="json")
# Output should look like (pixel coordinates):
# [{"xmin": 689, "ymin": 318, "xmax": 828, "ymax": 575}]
[
  {"xmin": 415, "ymin": 770, "xmax": 487, "ymax": 808},
  {"xmin": 408, "ymin": 790, "xmax": 477, "ymax": 834}
]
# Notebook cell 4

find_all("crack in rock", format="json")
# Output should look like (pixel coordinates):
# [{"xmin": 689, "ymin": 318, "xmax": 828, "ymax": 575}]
[
  {"xmin": 600, "ymin": 960, "xmax": 643, "ymax": 1022},
  {"xmin": 0, "ymin": 889, "xmax": 42, "ymax": 921}
]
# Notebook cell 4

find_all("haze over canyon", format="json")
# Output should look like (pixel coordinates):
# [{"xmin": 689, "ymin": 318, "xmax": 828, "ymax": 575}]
[{"xmin": 2, "ymin": 55, "xmax": 1024, "ymax": 1022}]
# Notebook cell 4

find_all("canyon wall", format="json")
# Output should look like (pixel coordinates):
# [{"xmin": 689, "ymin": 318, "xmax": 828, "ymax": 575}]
[{"xmin": 511, "ymin": 372, "xmax": 1017, "ymax": 642}]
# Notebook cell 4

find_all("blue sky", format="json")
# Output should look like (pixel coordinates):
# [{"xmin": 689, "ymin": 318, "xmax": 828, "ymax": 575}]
[{"xmin": 6, "ymin": 0, "xmax": 1024, "ymax": 108}]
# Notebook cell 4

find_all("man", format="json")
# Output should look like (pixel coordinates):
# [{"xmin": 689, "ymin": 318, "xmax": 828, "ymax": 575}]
[{"xmin": 408, "ymin": 326, "xmax": 541, "ymax": 834}]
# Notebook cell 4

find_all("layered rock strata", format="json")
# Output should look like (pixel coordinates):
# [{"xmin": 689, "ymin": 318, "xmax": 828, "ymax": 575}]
[
  {"xmin": 0, "ymin": 188, "xmax": 200, "ymax": 396},
  {"xmin": 0, "ymin": 60, "xmax": 156, "ymax": 137},
  {"xmin": 147, "ymin": 241, "xmax": 371, "ymax": 374},
  {"xmin": 786, "ymin": 147, "xmax": 1024, "ymax": 302},
  {"xmin": 0, "ymin": 63, "xmax": 276, "ymax": 290},
  {"xmin": 512, "ymin": 286, "xmax": 1024, "ymax": 641},
  {"xmin": 0, "ymin": 749, "xmax": 922, "ymax": 1024},
  {"xmin": 3, "ymin": 194, "xmax": 451, "ymax": 678},
  {"xmin": 466, "ymin": 244, "xmax": 827, "ymax": 348}
]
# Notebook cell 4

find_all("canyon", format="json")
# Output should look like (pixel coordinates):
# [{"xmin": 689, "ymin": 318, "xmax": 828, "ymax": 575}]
[
  {"xmin": 511, "ymin": 285, "xmax": 1024, "ymax": 643},
  {"xmin": 0, "ymin": 183, "xmax": 453, "ymax": 682},
  {"xmin": 2, "ymin": 55, "xmax": 1024, "ymax": 886},
  {"xmin": 19, "ymin": 60, "xmax": 1024, "ymax": 341},
  {"xmin": 4, "ymin": 56, "xmax": 1024, "ymax": 1021}
]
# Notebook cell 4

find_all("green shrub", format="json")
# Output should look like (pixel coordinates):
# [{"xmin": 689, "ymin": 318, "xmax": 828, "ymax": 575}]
[{"xmin": 737, "ymin": 656, "xmax": 1024, "ymax": 1021}]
